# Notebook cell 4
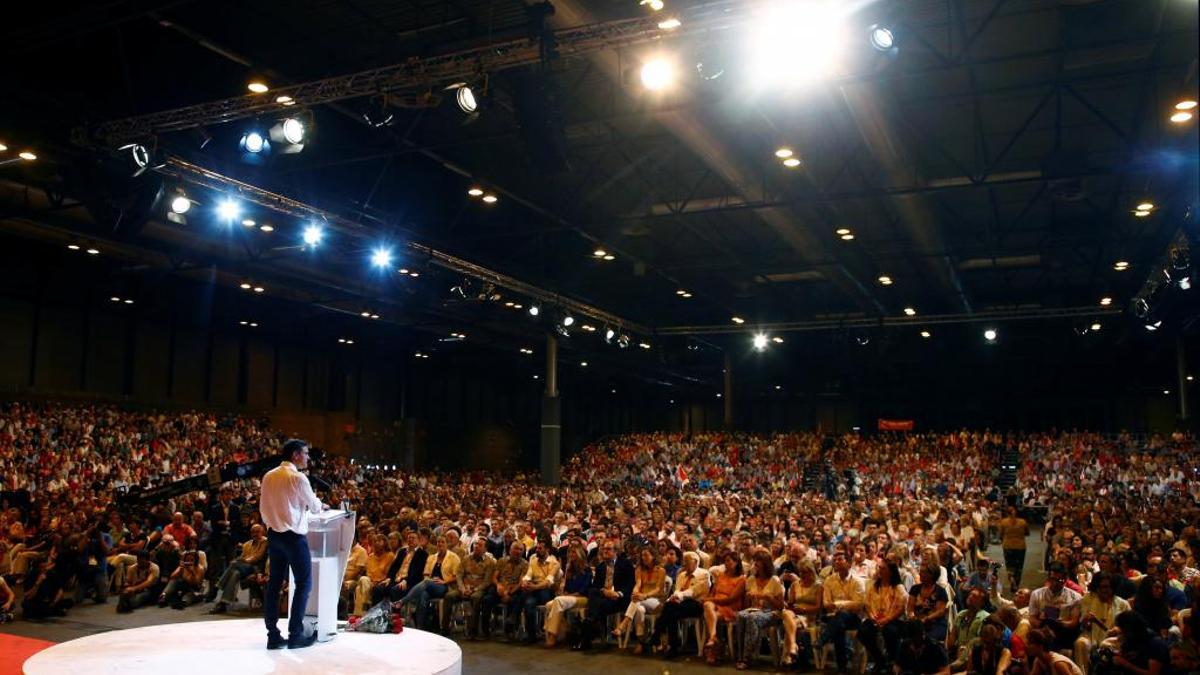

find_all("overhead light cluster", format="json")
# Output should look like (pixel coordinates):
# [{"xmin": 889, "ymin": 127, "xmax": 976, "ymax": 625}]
[
  {"xmin": 1169, "ymin": 98, "xmax": 1196, "ymax": 124},
  {"xmin": 336, "ymin": 337, "xmax": 355, "ymax": 345},
  {"xmin": 903, "ymin": 307, "xmax": 916, "ymax": 316},
  {"xmin": 239, "ymin": 281, "xmax": 266, "ymax": 293},
  {"xmin": 466, "ymin": 185, "xmax": 498, "ymax": 204},
  {"xmin": 877, "ymin": 275, "xmax": 893, "ymax": 286},
  {"xmin": 1113, "ymin": 260, "xmax": 1130, "ymax": 272},
  {"xmin": 731, "ymin": 316, "xmax": 746, "ymax": 324},
  {"xmin": 238, "ymin": 320, "xmax": 260, "ymax": 328},
  {"xmin": 1133, "ymin": 201, "xmax": 1154, "ymax": 218},
  {"xmin": 1100, "ymin": 296, "xmax": 1113, "ymax": 306},
  {"xmin": 675, "ymin": 289, "xmax": 693, "ymax": 298},
  {"xmin": 359, "ymin": 310, "xmax": 381, "ymax": 320},
  {"xmin": 774, "ymin": 147, "xmax": 801, "ymax": 168},
  {"xmin": 519, "ymin": 347, "xmax": 534, "ymax": 355},
  {"xmin": 836, "ymin": 228, "xmax": 855, "ymax": 241},
  {"xmin": 109, "ymin": 296, "xmax": 134, "ymax": 305},
  {"xmin": 413, "ymin": 351, "xmax": 431, "ymax": 359},
  {"xmin": 592, "ymin": 248, "xmax": 616, "ymax": 261},
  {"xmin": 0, "ymin": 140, "xmax": 38, "ymax": 163},
  {"xmin": 67, "ymin": 243, "xmax": 101, "ymax": 255}
]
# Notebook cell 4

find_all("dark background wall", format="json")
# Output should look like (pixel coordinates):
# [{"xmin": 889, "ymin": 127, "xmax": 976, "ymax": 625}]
[{"xmin": 0, "ymin": 235, "xmax": 1189, "ymax": 473}]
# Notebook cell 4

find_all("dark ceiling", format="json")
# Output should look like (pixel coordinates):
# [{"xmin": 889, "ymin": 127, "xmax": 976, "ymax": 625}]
[{"xmin": 0, "ymin": 0, "xmax": 1197, "ymax": 396}]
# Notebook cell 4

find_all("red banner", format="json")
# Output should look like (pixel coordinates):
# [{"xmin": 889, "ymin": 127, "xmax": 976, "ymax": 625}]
[{"xmin": 878, "ymin": 418, "xmax": 914, "ymax": 431}]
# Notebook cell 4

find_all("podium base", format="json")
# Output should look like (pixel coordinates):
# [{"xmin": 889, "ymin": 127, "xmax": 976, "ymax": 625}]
[{"xmin": 23, "ymin": 619, "xmax": 462, "ymax": 675}]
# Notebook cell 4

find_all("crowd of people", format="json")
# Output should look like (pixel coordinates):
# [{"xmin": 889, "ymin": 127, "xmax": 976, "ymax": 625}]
[{"xmin": 2, "ymin": 401, "xmax": 1199, "ymax": 675}]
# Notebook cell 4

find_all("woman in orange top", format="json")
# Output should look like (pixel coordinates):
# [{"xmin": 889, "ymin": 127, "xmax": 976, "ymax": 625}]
[{"xmin": 704, "ymin": 550, "xmax": 746, "ymax": 651}]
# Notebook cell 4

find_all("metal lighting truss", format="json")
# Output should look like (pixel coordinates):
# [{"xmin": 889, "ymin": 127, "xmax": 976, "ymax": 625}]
[
  {"xmin": 82, "ymin": 7, "xmax": 742, "ymax": 145},
  {"xmin": 160, "ymin": 157, "xmax": 648, "ymax": 335},
  {"xmin": 657, "ymin": 306, "xmax": 1123, "ymax": 336}
]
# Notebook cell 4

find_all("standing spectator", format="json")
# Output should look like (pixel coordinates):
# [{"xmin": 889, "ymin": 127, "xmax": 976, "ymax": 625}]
[{"xmin": 999, "ymin": 506, "xmax": 1030, "ymax": 588}]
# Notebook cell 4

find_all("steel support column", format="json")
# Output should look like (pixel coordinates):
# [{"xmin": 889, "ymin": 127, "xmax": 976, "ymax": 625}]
[
  {"xmin": 1178, "ymin": 336, "xmax": 1190, "ymax": 421},
  {"xmin": 541, "ymin": 334, "xmax": 561, "ymax": 486},
  {"xmin": 723, "ymin": 352, "xmax": 733, "ymax": 430}
]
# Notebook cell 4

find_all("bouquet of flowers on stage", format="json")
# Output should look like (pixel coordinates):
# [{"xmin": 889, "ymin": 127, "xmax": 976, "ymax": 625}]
[{"xmin": 348, "ymin": 600, "xmax": 404, "ymax": 634}]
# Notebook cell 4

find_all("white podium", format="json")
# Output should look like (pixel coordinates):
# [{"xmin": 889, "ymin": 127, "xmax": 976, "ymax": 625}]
[{"xmin": 289, "ymin": 509, "xmax": 356, "ymax": 642}]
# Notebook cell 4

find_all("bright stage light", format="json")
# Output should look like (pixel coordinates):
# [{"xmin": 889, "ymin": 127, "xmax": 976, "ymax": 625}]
[
  {"xmin": 903, "ymin": 307, "xmax": 916, "ymax": 316},
  {"xmin": 529, "ymin": 305, "xmax": 540, "ymax": 317},
  {"xmin": 481, "ymin": 194, "xmax": 498, "ymax": 204},
  {"xmin": 1177, "ymin": 100, "xmax": 1198, "ymax": 111},
  {"xmin": 303, "ymin": 225, "xmax": 324, "ymax": 246},
  {"xmin": 170, "ymin": 195, "xmax": 191, "ymax": 215},
  {"xmin": 18, "ymin": 151, "xmax": 36, "ymax": 161},
  {"xmin": 247, "ymin": 81, "xmax": 269, "ymax": 94},
  {"xmin": 562, "ymin": 315, "xmax": 575, "ymax": 327},
  {"xmin": 775, "ymin": 148, "xmax": 794, "ymax": 159},
  {"xmin": 282, "ymin": 119, "xmax": 304, "ymax": 144},
  {"xmin": 467, "ymin": 186, "xmax": 484, "ymax": 197},
  {"xmin": 984, "ymin": 329, "xmax": 997, "ymax": 342},
  {"xmin": 869, "ymin": 24, "xmax": 894, "ymax": 51},
  {"xmin": 732, "ymin": 316, "xmax": 745, "ymax": 324},
  {"xmin": 920, "ymin": 330, "xmax": 931, "ymax": 339},
  {"xmin": 605, "ymin": 327, "xmax": 616, "ymax": 343},
  {"xmin": 0, "ymin": 142, "xmax": 6, "ymax": 152},
  {"xmin": 456, "ymin": 87, "xmax": 478, "ymax": 114},
  {"xmin": 752, "ymin": 333, "xmax": 769, "ymax": 351},
  {"xmin": 371, "ymin": 248, "xmax": 393, "ymax": 268},
  {"xmin": 1100, "ymin": 296, "xmax": 1112, "ymax": 306},
  {"xmin": 782, "ymin": 157, "xmax": 801, "ymax": 168},
  {"xmin": 1090, "ymin": 323, "xmax": 1102, "ymax": 332},
  {"xmin": 640, "ymin": 58, "xmax": 675, "ymax": 91},
  {"xmin": 241, "ymin": 131, "xmax": 267, "ymax": 154},
  {"xmin": 745, "ymin": 1, "xmax": 847, "ymax": 89},
  {"xmin": 1170, "ymin": 111, "xmax": 1194, "ymax": 123},
  {"xmin": 1136, "ymin": 202, "xmax": 1155, "ymax": 212},
  {"xmin": 658, "ymin": 17, "xmax": 681, "ymax": 30},
  {"xmin": 217, "ymin": 199, "xmax": 241, "ymax": 222}
]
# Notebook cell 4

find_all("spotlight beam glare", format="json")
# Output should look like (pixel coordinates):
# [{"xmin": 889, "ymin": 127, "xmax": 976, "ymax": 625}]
[{"xmin": 745, "ymin": 1, "xmax": 848, "ymax": 90}]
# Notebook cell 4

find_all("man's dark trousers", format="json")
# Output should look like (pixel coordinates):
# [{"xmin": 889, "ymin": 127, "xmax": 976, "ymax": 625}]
[{"xmin": 264, "ymin": 529, "xmax": 311, "ymax": 641}]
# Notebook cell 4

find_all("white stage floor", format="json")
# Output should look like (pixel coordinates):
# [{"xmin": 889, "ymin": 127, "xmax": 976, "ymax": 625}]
[{"xmin": 23, "ymin": 618, "xmax": 462, "ymax": 675}]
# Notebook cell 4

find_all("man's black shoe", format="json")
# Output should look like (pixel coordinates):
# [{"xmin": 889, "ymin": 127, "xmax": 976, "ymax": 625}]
[
  {"xmin": 267, "ymin": 635, "xmax": 288, "ymax": 650},
  {"xmin": 288, "ymin": 631, "xmax": 318, "ymax": 649}
]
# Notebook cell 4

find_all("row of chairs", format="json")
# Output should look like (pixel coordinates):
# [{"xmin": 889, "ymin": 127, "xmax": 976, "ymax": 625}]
[{"xmin": 411, "ymin": 594, "xmax": 869, "ymax": 672}]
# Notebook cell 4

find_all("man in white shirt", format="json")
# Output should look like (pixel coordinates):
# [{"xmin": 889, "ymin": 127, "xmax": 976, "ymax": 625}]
[
  {"xmin": 1028, "ymin": 562, "xmax": 1082, "ymax": 652},
  {"xmin": 260, "ymin": 439, "xmax": 325, "ymax": 650}
]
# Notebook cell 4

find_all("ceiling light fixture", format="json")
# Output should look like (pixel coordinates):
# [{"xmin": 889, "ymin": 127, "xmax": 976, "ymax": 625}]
[
  {"xmin": 840, "ymin": 233, "xmax": 855, "ymax": 241},
  {"xmin": 86, "ymin": 247, "xmax": 100, "ymax": 255},
  {"xmin": 984, "ymin": 328, "xmax": 997, "ymax": 342},
  {"xmin": 371, "ymin": 247, "xmax": 393, "ymax": 268},
  {"xmin": 170, "ymin": 195, "xmax": 191, "ymax": 215},
  {"xmin": 752, "ymin": 333, "xmax": 769, "ymax": 351},
  {"xmin": 732, "ymin": 316, "xmax": 745, "ymax": 324},
  {"xmin": 303, "ymin": 224, "xmax": 324, "ymax": 247},
  {"xmin": 1170, "ymin": 111, "xmax": 1194, "ymax": 123},
  {"xmin": 657, "ymin": 17, "xmax": 681, "ymax": 30},
  {"xmin": 481, "ymin": 193, "xmax": 498, "ymax": 204},
  {"xmin": 1176, "ymin": 100, "xmax": 1198, "ymax": 111},
  {"xmin": 877, "ymin": 275, "xmax": 893, "ymax": 285},
  {"xmin": 775, "ymin": 148, "xmax": 794, "ymax": 159},
  {"xmin": 18, "ymin": 151, "xmax": 37, "ymax": 161},
  {"xmin": 782, "ymin": 157, "xmax": 801, "ymax": 168},
  {"xmin": 920, "ymin": 330, "xmax": 931, "ymax": 339},
  {"xmin": 247, "ymin": 81, "xmax": 269, "ymax": 93},
  {"xmin": 467, "ymin": 186, "xmax": 484, "ymax": 197},
  {"xmin": 640, "ymin": 58, "xmax": 675, "ymax": 91},
  {"xmin": 771, "ymin": 336, "xmax": 784, "ymax": 344},
  {"xmin": 259, "ymin": 224, "xmax": 274, "ymax": 232},
  {"xmin": 1100, "ymin": 296, "xmax": 1113, "ymax": 306},
  {"xmin": 903, "ymin": 307, "xmax": 916, "ymax": 316},
  {"xmin": 594, "ymin": 249, "xmax": 607, "ymax": 258}
]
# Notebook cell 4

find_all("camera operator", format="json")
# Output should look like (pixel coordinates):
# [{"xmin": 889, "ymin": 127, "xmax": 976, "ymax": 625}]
[{"xmin": 74, "ymin": 515, "xmax": 112, "ymax": 605}]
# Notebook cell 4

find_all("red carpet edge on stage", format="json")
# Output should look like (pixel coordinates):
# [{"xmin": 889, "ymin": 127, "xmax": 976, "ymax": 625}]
[{"xmin": 0, "ymin": 633, "xmax": 55, "ymax": 675}]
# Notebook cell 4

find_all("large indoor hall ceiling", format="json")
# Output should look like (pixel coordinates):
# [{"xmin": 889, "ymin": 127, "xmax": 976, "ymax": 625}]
[{"xmin": 1, "ymin": 0, "xmax": 1197, "ymax": 358}]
